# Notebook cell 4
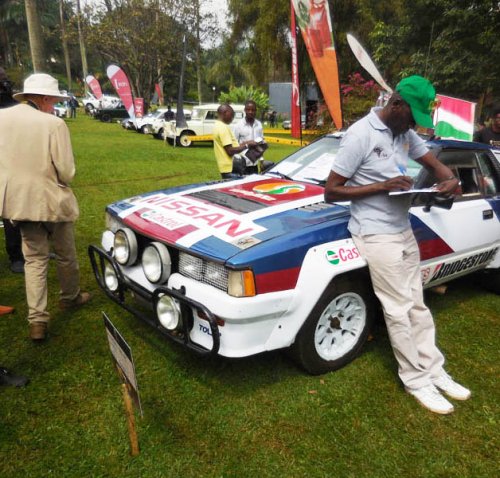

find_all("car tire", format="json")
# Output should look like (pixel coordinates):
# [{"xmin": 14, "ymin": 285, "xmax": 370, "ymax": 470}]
[
  {"xmin": 178, "ymin": 132, "xmax": 193, "ymax": 147},
  {"xmin": 290, "ymin": 274, "xmax": 375, "ymax": 375},
  {"xmin": 141, "ymin": 125, "xmax": 150, "ymax": 134},
  {"xmin": 101, "ymin": 114, "xmax": 111, "ymax": 123},
  {"xmin": 85, "ymin": 104, "xmax": 94, "ymax": 114}
]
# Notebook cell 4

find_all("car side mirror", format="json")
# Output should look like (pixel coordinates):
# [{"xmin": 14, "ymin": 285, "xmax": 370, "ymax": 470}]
[{"xmin": 423, "ymin": 194, "xmax": 454, "ymax": 212}]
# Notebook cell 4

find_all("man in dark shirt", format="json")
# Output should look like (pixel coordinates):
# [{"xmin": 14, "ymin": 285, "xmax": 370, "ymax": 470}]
[
  {"xmin": 0, "ymin": 67, "xmax": 24, "ymax": 273},
  {"xmin": 474, "ymin": 104, "xmax": 500, "ymax": 146}
]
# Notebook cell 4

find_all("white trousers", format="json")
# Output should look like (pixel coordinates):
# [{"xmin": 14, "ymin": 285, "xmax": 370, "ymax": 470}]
[{"xmin": 352, "ymin": 229, "xmax": 445, "ymax": 389}]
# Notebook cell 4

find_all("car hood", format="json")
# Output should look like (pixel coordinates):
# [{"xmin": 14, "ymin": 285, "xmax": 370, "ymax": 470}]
[{"xmin": 107, "ymin": 175, "xmax": 350, "ymax": 262}]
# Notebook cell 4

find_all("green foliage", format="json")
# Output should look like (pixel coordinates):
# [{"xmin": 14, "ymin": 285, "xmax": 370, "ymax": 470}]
[
  {"xmin": 219, "ymin": 85, "xmax": 270, "ymax": 111},
  {"xmin": 341, "ymin": 72, "xmax": 380, "ymax": 125}
]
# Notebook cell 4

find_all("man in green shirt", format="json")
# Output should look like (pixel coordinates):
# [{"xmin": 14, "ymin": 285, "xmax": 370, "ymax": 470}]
[{"xmin": 213, "ymin": 104, "xmax": 257, "ymax": 179}]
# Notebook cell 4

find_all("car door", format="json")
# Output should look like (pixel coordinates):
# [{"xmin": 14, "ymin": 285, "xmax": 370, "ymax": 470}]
[
  {"xmin": 202, "ymin": 110, "xmax": 217, "ymax": 135},
  {"xmin": 410, "ymin": 147, "xmax": 500, "ymax": 287}
]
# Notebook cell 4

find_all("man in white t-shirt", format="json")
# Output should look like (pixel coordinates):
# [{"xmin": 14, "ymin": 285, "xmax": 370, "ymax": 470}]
[{"xmin": 233, "ymin": 100, "xmax": 272, "ymax": 174}]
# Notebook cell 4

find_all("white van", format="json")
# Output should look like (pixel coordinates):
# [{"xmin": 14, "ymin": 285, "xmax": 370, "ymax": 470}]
[{"xmin": 163, "ymin": 103, "xmax": 245, "ymax": 147}]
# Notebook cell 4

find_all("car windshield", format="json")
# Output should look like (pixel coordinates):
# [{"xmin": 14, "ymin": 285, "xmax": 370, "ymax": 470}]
[
  {"xmin": 190, "ymin": 109, "xmax": 204, "ymax": 120},
  {"xmin": 268, "ymin": 135, "xmax": 423, "ymax": 185}
]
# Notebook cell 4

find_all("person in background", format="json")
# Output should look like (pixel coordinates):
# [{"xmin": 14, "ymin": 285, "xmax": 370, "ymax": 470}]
[
  {"xmin": 213, "ymin": 104, "xmax": 257, "ymax": 179},
  {"xmin": 68, "ymin": 95, "xmax": 78, "ymax": 119},
  {"xmin": 0, "ymin": 67, "xmax": 24, "ymax": 273},
  {"xmin": 324, "ymin": 75, "xmax": 470, "ymax": 415},
  {"xmin": 473, "ymin": 104, "xmax": 500, "ymax": 147},
  {"xmin": 0, "ymin": 73, "xmax": 91, "ymax": 342},
  {"xmin": 0, "ymin": 305, "xmax": 29, "ymax": 387},
  {"xmin": 164, "ymin": 105, "xmax": 175, "ymax": 121},
  {"xmin": 233, "ymin": 99, "xmax": 273, "ymax": 174}
]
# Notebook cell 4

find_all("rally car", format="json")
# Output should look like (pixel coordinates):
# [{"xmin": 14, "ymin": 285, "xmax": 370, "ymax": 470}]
[{"xmin": 89, "ymin": 135, "xmax": 500, "ymax": 374}]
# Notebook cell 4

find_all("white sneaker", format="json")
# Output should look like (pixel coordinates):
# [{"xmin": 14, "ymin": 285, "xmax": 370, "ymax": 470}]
[
  {"xmin": 433, "ymin": 373, "xmax": 471, "ymax": 401},
  {"xmin": 406, "ymin": 384, "xmax": 454, "ymax": 414}
]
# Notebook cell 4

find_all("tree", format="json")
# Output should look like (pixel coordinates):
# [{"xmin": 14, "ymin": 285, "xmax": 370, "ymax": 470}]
[
  {"xmin": 219, "ymin": 85, "xmax": 269, "ymax": 111},
  {"xmin": 24, "ymin": 0, "xmax": 46, "ymax": 71}
]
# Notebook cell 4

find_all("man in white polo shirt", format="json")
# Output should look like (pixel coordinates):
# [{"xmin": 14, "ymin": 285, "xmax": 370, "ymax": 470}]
[{"xmin": 324, "ymin": 75, "xmax": 470, "ymax": 414}]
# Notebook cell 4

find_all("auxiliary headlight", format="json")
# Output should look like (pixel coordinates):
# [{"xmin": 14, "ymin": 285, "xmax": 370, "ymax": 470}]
[
  {"xmin": 104, "ymin": 264, "xmax": 119, "ymax": 292},
  {"xmin": 228, "ymin": 270, "xmax": 256, "ymax": 297},
  {"xmin": 156, "ymin": 294, "xmax": 181, "ymax": 330},
  {"xmin": 113, "ymin": 228, "xmax": 138, "ymax": 266},
  {"xmin": 142, "ymin": 242, "xmax": 172, "ymax": 284}
]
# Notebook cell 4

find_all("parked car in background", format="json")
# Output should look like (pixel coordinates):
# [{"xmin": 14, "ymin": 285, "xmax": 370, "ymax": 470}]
[
  {"xmin": 53, "ymin": 102, "xmax": 68, "ymax": 118},
  {"xmin": 82, "ymin": 93, "xmax": 121, "ymax": 114},
  {"xmin": 89, "ymin": 135, "xmax": 500, "ymax": 375},
  {"xmin": 163, "ymin": 103, "xmax": 244, "ymax": 146},
  {"xmin": 282, "ymin": 115, "xmax": 306, "ymax": 130},
  {"xmin": 135, "ymin": 108, "xmax": 170, "ymax": 134},
  {"xmin": 151, "ymin": 109, "xmax": 192, "ymax": 139},
  {"xmin": 92, "ymin": 104, "xmax": 129, "ymax": 123}
]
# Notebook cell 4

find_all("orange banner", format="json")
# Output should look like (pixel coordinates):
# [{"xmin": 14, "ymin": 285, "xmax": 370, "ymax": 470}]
[{"xmin": 292, "ymin": 0, "xmax": 342, "ymax": 130}]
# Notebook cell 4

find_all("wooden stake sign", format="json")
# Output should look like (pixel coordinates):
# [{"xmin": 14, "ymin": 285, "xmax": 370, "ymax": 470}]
[{"xmin": 103, "ymin": 312, "xmax": 142, "ymax": 456}]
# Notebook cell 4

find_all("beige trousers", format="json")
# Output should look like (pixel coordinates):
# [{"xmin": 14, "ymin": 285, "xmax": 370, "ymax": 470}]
[
  {"xmin": 20, "ymin": 222, "xmax": 80, "ymax": 324},
  {"xmin": 352, "ymin": 229, "xmax": 445, "ymax": 389}
]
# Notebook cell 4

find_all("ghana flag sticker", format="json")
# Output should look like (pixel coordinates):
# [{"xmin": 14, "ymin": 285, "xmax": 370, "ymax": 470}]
[
  {"xmin": 253, "ymin": 182, "xmax": 305, "ymax": 195},
  {"xmin": 326, "ymin": 250, "xmax": 340, "ymax": 265}
]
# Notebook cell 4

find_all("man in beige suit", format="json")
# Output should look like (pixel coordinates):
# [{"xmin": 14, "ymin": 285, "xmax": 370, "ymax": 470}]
[{"xmin": 0, "ymin": 73, "xmax": 91, "ymax": 340}]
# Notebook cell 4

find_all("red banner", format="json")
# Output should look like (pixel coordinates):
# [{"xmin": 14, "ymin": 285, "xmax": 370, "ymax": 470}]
[
  {"xmin": 134, "ymin": 98, "xmax": 144, "ymax": 118},
  {"xmin": 155, "ymin": 83, "xmax": 164, "ymax": 106},
  {"xmin": 290, "ymin": 1, "xmax": 301, "ymax": 139},
  {"xmin": 106, "ymin": 65, "xmax": 135, "ymax": 121},
  {"xmin": 85, "ymin": 75, "xmax": 103, "ymax": 100},
  {"xmin": 291, "ymin": 0, "xmax": 342, "ymax": 130}
]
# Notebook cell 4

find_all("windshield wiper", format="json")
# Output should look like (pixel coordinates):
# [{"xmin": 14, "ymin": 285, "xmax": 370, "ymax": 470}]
[
  {"xmin": 266, "ymin": 171, "xmax": 293, "ymax": 180},
  {"xmin": 303, "ymin": 177, "xmax": 326, "ymax": 186}
]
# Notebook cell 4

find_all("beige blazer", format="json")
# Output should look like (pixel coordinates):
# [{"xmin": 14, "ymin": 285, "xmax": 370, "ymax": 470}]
[{"xmin": 0, "ymin": 103, "xmax": 79, "ymax": 222}]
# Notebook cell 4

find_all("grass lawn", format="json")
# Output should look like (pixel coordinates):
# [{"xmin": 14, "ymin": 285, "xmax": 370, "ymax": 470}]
[{"xmin": 0, "ymin": 114, "xmax": 499, "ymax": 478}]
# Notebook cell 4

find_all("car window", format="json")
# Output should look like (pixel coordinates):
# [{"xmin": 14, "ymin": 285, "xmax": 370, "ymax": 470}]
[
  {"xmin": 413, "ymin": 149, "xmax": 488, "ymax": 205},
  {"xmin": 476, "ymin": 151, "xmax": 500, "ymax": 196},
  {"xmin": 191, "ymin": 109, "xmax": 204, "ymax": 120},
  {"xmin": 269, "ymin": 135, "xmax": 342, "ymax": 184},
  {"xmin": 205, "ymin": 111, "xmax": 217, "ymax": 120}
]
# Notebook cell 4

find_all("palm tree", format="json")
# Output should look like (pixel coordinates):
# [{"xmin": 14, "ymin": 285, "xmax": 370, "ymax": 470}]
[
  {"xmin": 0, "ymin": 0, "xmax": 26, "ymax": 67},
  {"xmin": 24, "ymin": 0, "xmax": 46, "ymax": 71}
]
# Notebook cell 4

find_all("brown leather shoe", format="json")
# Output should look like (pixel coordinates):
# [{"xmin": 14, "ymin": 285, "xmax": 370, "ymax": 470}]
[
  {"xmin": 29, "ymin": 322, "xmax": 47, "ymax": 341},
  {"xmin": 59, "ymin": 291, "xmax": 92, "ymax": 310},
  {"xmin": 0, "ymin": 305, "xmax": 14, "ymax": 316}
]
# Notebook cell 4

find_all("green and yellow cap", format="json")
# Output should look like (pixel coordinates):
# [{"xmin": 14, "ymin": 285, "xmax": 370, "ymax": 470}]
[{"xmin": 395, "ymin": 75, "xmax": 436, "ymax": 128}]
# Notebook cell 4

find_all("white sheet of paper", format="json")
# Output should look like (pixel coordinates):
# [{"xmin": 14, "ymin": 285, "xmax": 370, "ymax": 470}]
[{"xmin": 389, "ymin": 188, "xmax": 438, "ymax": 196}]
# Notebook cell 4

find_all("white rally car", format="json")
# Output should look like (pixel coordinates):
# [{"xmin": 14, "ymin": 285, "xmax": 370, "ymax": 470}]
[{"xmin": 89, "ymin": 135, "xmax": 500, "ymax": 374}]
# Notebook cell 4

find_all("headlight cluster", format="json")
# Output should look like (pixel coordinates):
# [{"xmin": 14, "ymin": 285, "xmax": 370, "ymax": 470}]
[
  {"xmin": 179, "ymin": 252, "xmax": 255, "ymax": 297},
  {"xmin": 113, "ymin": 228, "xmax": 172, "ymax": 285}
]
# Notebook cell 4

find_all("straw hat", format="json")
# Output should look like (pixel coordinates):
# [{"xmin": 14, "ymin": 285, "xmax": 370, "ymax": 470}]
[{"xmin": 13, "ymin": 73, "xmax": 69, "ymax": 101}]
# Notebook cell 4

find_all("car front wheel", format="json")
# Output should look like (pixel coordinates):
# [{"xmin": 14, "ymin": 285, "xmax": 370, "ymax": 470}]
[
  {"xmin": 178, "ymin": 132, "xmax": 193, "ymax": 147},
  {"xmin": 291, "ymin": 275, "xmax": 375, "ymax": 375}
]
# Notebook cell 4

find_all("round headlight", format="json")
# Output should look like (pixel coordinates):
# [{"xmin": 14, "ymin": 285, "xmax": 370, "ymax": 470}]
[
  {"xmin": 104, "ymin": 264, "xmax": 119, "ymax": 292},
  {"xmin": 113, "ymin": 228, "xmax": 138, "ymax": 266},
  {"xmin": 156, "ymin": 294, "xmax": 181, "ymax": 330},
  {"xmin": 142, "ymin": 242, "xmax": 172, "ymax": 284}
]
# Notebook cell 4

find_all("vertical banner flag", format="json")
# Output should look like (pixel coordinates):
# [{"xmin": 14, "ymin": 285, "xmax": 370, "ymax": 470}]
[
  {"xmin": 434, "ymin": 95, "xmax": 476, "ymax": 141},
  {"xmin": 85, "ymin": 75, "xmax": 103, "ymax": 99},
  {"xmin": 106, "ymin": 65, "xmax": 135, "ymax": 122},
  {"xmin": 290, "ymin": 1, "xmax": 301, "ymax": 139},
  {"xmin": 155, "ymin": 83, "xmax": 164, "ymax": 106},
  {"xmin": 134, "ymin": 98, "xmax": 144, "ymax": 118},
  {"xmin": 291, "ymin": 0, "xmax": 342, "ymax": 130}
]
